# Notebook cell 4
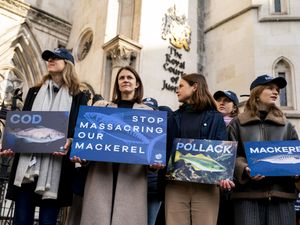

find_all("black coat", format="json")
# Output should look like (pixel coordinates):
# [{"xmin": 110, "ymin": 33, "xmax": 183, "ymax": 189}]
[{"xmin": 6, "ymin": 86, "xmax": 88, "ymax": 206}]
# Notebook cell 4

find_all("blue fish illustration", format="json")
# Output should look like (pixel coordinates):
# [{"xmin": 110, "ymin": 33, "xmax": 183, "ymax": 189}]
[
  {"xmin": 84, "ymin": 112, "xmax": 150, "ymax": 144},
  {"xmin": 253, "ymin": 154, "xmax": 300, "ymax": 164},
  {"xmin": 83, "ymin": 111, "xmax": 165, "ymax": 163}
]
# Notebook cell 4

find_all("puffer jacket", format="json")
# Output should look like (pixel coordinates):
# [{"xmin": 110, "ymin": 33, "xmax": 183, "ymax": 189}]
[{"xmin": 228, "ymin": 110, "xmax": 298, "ymax": 200}]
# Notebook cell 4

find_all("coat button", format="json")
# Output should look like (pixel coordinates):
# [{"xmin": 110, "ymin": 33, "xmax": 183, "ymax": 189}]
[{"xmin": 203, "ymin": 123, "xmax": 207, "ymax": 127}]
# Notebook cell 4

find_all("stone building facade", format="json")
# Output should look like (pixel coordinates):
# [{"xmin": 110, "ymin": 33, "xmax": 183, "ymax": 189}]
[
  {"xmin": 0, "ymin": 0, "xmax": 300, "ymax": 223},
  {"xmin": 204, "ymin": 0, "xmax": 300, "ymax": 131},
  {"xmin": 0, "ymin": 0, "xmax": 73, "ymax": 109}
]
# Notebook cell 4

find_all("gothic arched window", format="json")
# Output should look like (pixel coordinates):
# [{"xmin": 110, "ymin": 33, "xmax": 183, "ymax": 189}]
[{"xmin": 273, "ymin": 58, "xmax": 294, "ymax": 108}]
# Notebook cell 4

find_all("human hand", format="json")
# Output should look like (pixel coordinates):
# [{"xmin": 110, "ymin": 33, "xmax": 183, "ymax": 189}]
[
  {"xmin": 70, "ymin": 155, "xmax": 88, "ymax": 165},
  {"xmin": 149, "ymin": 163, "xmax": 165, "ymax": 170},
  {"xmin": 245, "ymin": 166, "xmax": 265, "ymax": 181},
  {"xmin": 219, "ymin": 179, "xmax": 235, "ymax": 190},
  {"xmin": 0, "ymin": 149, "xmax": 14, "ymax": 157},
  {"xmin": 53, "ymin": 138, "xmax": 72, "ymax": 156}
]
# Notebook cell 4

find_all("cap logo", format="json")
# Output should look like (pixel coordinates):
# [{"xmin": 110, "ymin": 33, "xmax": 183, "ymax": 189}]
[
  {"xmin": 54, "ymin": 48, "xmax": 62, "ymax": 54},
  {"xmin": 265, "ymin": 76, "xmax": 272, "ymax": 80},
  {"xmin": 224, "ymin": 91, "xmax": 231, "ymax": 96}
]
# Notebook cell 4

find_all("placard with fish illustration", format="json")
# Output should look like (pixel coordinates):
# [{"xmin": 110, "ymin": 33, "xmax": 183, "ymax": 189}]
[
  {"xmin": 244, "ymin": 140, "xmax": 300, "ymax": 176},
  {"xmin": 70, "ymin": 106, "xmax": 167, "ymax": 165},
  {"xmin": 166, "ymin": 138, "xmax": 237, "ymax": 184},
  {"xmin": 2, "ymin": 111, "xmax": 69, "ymax": 153}
]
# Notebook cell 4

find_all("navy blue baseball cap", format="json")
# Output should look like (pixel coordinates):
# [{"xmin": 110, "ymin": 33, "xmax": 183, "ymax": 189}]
[
  {"xmin": 250, "ymin": 74, "xmax": 286, "ymax": 91},
  {"xmin": 213, "ymin": 90, "xmax": 239, "ymax": 106},
  {"xmin": 42, "ymin": 48, "xmax": 75, "ymax": 64},
  {"xmin": 142, "ymin": 97, "xmax": 158, "ymax": 109}
]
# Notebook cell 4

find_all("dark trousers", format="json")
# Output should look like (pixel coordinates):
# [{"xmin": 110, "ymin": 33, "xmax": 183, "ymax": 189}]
[
  {"xmin": 13, "ymin": 184, "xmax": 60, "ymax": 225},
  {"xmin": 233, "ymin": 199, "xmax": 296, "ymax": 225},
  {"xmin": 217, "ymin": 191, "xmax": 234, "ymax": 225}
]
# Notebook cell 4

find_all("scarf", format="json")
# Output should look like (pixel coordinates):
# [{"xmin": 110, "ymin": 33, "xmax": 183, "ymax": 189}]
[
  {"xmin": 14, "ymin": 79, "xmax": 72, "ymax": 199},
  {"xmin": 223, "ymin": 115, "xmax": 233, "ymax": 126}
]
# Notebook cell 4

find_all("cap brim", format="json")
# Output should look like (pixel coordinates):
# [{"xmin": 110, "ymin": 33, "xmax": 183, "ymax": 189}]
[
  {"xmin": 271, "ymin": 77, "xmax": 287, "ymax": 89},
  {"xmin": 213, "ymin": 91, "xmax": 238, "ymax": 105},
  {"xmin": 213, "ymin": 91, "xmax": 227, "ymax": 100},
  {"xmin": 41, "ymin": 50, "xmax": 61, "ymax": 61}
]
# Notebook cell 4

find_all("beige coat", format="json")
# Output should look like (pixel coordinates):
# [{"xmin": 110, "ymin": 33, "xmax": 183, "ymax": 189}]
[{"xmin": 79, "ymin": 102, "xmax": 152, "ymax": 225}]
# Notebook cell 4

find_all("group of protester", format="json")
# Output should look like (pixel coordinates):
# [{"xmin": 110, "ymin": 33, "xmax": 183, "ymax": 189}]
[{"xmin": 0, "ymin": 47, "xmax": 299, "ymax": 225}]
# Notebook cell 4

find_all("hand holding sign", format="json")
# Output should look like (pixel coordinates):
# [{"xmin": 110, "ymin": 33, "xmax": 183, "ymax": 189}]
[
  {"xmin": 53, "ymin": 138, "xmax": 73, "ymax": 156},
  {"xmin": 244, "ymin": 166, "xmax": 265, "ymax": 181},
  {"xmin": 149, "ymin": 163, "xmax": 165, "ymax": 170},
  {"xmin": 0, "ymin": 149, "xmax": 14, "ymax": 157},
  {"xmin": 219, "ymin": 179, "xmax": 235, "ymax": 190}
]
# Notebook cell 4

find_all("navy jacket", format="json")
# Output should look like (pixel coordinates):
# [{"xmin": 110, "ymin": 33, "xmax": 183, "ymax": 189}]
[
  {"xmin": 167, "ymin": 105, "xmax": 228, "ymax": 162},
  {"xmin": 157, "ymin": 104, "xmax": 227, "ymax": 199}
]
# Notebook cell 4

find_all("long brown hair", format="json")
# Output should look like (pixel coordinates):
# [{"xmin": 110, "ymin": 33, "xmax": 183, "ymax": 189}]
[
  {"xmin": 231, "ymin": 105, "xmax": 240, "ymax": 117},
  {"xmin": 112, "ymin": 66, "xmax": 144, "ymax": 104},
  {"xmin": 245, "ymin": 84, "xmax": 283, "ymax": 117},
  {"xmin": 181, "ymin": 73, "xmax": 217, "ymax": 111},
  {"xmin": 37, "ymin": 60, "xmax": 81, "ymax": 96}
]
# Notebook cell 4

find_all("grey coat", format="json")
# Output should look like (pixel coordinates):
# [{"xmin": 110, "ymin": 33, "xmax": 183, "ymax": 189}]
[{"xmin": 79, "ymin": 102, "xmax": 152, "ymax": 225}]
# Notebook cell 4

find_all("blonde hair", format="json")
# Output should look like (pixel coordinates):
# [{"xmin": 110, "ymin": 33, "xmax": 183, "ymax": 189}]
[{"xmin": 37, "ymin": 60, "xmax": 80, "ymax": 96}]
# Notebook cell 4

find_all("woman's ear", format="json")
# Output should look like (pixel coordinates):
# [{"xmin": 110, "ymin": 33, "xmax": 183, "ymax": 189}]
[
  {"xmin": 135, "ymin": 82, "xmax": 140, "ymax": 89},
  {"xmin": 192, "ymin": 83, "xmax": 197, "ymax": 92}
]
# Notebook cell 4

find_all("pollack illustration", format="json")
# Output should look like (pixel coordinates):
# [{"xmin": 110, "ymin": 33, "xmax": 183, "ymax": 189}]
[{"xmin": 175, "ymin": 151, "xmax": 226, "ymax": 172}]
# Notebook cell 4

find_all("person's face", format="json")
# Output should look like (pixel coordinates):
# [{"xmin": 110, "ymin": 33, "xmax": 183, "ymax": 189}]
[
  {"xmin": 118, "ymin": 69, "xmax": 139, "ymax": 96},
  {"xmin": 258, "ymin": 84, "xmax": 280, "ymax": 108},
  {"xmin": 215, "ymin": 96, "xmax": 235, "ymax": 116},
  {"xmin": 47, "ymin": 57, "xmax": 65, "ymax": 73},
  {"xmin": 176, "ymin": 79, "xmax": 196, "ymax": 103}
]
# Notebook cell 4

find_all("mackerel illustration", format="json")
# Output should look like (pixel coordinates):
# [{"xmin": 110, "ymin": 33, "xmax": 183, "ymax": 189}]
[{"xmin": 256, "ymin": 154, "xmax": 300, "ymax": 164}]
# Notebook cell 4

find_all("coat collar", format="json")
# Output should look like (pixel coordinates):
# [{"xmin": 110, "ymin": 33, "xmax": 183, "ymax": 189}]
[{"xmin": 238, "ymin": 110, "xmax": 286, "ymax": 126}]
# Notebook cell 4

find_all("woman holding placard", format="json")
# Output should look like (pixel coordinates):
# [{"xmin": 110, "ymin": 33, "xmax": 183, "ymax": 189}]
[
  {"xmin": 165, "ymin": 73, "xmax": 234, "ymax": 225},
  {"xmin": 74, "ymin": 66, "xmax": 158, "ymax": 225},
  {"xmin": 228, "ymin": 74, "xmax": 298, "ymax": 225},
  {"xmin": 1, "ymin": 48, "xmax": 88, "ymax": 225},
  {"xmin": 213, "ymin": 90, "xmax": 239, "ymax": 225}
]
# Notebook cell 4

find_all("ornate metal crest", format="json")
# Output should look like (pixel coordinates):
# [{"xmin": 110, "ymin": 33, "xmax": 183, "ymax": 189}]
[{"xmin": 161, "ymin": 5, "xmax": 192, "ymax": 51}]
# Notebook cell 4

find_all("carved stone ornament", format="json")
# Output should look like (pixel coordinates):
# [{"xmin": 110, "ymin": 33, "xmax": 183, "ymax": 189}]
[
  {"xmin": 107, "ymin": 45, "xmax": 135, "ymax": 67},
  {"xmin": 161, "ymin": 5, "xmax": 192, "ymax": 51},
  {"xmin": 76, "ymin": 29, "xmax": 93, "ymax": 61}
]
